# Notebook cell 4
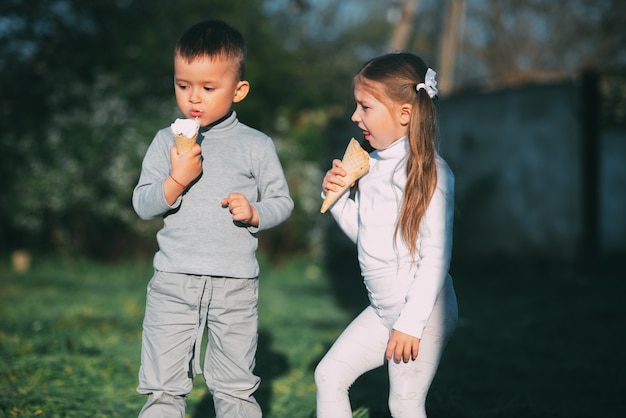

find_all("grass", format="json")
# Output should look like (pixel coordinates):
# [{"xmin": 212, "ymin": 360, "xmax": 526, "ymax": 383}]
[
  {"xmin": 0, "ymin": 259, "xmax": 148, "ymax": 417},
  {"xmin": 1, "ymin": 254, "xmax": 624, "ymax": 417}
]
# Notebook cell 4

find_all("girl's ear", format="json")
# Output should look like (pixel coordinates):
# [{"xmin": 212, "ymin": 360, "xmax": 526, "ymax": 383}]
[
  {"xmin": 233, "ymin": 80, "xmax": 250, "ymax": 103},
  {"xmin": 399, "ymin": 103, "xmax": 413, "ymax": 126}
]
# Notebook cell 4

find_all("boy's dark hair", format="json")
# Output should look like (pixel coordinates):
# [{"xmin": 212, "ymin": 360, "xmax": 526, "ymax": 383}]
[{"xmin": 175, "ymin": 20, "xmax": 247, "ymax": 80}]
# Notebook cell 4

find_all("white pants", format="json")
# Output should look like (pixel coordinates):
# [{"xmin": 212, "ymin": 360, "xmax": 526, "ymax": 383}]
[{"xmin": 315, "ymin": 275, "xmax": 457, "ymax": 418}]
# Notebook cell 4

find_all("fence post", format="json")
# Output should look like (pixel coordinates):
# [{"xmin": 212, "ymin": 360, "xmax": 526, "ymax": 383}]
[{"xmin": 580, "ymin": 70, "xmax": 600, "ymax": 270}]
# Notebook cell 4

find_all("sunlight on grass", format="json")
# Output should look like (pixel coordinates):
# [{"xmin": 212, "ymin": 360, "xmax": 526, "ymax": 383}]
[
  {"xmin": 3, "ymin": 256, "xmax": 622, "ymax": 417},
  {"xmin": 0, "ymin": 256, "xmax": 350, "ymax": 417}
]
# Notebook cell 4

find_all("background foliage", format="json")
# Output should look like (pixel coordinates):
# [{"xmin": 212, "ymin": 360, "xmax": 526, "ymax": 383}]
[
  {"xmin": 2, "ymin": 0, "xmax": 623, "ymax": 260},
  {"xmin": 0, "ymin": 0, "xmax": 389, "ymax": 259}
]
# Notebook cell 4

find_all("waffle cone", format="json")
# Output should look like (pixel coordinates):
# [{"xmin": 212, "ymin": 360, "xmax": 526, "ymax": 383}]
[
  {"xmin": 320, "ymin": 138, "xmax": 370, "ymax": 213},
  {"xmin": 173, "ymin": 132, "xmax": 198, "ymax": 155}
]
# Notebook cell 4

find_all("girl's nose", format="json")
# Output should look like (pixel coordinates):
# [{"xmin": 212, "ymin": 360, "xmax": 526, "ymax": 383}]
[{"xmin": 351, "ymin": 109, "xmax": 359, "ymax": 123}]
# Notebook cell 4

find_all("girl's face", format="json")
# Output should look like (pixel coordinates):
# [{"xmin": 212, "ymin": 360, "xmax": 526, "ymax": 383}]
[
  {"xmin": 174, "ymin": 53, "xmax": 249, "ymax": 127},
  {"xmin": 351, "ymin": 82, "xmax": 410, "ymax": 150}
]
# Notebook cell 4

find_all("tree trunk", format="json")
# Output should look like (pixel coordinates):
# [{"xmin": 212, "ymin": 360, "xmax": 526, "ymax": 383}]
[
  {"xmin": 388, "ymin": 0, "xmax": 420, "ymax": 52},
  {"xmin": 438, "ymin": 0, "xmax": 464, "ymax": 95}
]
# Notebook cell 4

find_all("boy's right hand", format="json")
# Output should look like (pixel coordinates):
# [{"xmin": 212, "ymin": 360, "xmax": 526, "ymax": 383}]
[
  {"xmin": 322, "ymin": 159, "xmax": 349, "ymax": 194},
  {"xmin": 169, "ymin": 144, "xmax": 202, "ymax": 186}
]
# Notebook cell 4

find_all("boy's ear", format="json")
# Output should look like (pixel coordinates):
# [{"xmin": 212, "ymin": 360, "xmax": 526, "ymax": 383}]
[{"xmin": 233, "ymin": 80, "xmax": 250, "ymax": 103}]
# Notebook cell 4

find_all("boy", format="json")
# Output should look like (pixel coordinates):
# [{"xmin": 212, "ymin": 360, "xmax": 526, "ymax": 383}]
[{"xmin": 132, "ymin": 20, "xmax": 293, "ymax": 417}]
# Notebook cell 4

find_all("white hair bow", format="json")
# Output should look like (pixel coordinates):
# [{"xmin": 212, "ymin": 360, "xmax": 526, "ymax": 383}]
[{"xmin": 416, "ymin": 68, "xmax": 438, "ymax": 98}]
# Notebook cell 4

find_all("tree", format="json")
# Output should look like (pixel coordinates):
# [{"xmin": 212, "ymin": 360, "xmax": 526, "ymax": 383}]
[
  {"xmin": 0, "ymin": 0, "xmax": 393, "ymax": 258},
  {"xmin": 4, "ymin": 0, "xmax": 621, "ymax": 259},
  {"xmin": 0, "ymin": 0, "xmax": 287, "ymax": 256},
  {"xmin": 456, "ymin": 0, "xmax": 626, "ymax": 88}
]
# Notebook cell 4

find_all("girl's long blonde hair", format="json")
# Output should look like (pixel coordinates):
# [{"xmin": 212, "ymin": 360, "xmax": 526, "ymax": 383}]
[{"xmin": 354, "ymin": 52, "xmax": 438, "ymax": 257}]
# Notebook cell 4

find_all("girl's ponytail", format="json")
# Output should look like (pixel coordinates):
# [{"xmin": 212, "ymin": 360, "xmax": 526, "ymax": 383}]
[
  {"xmin": 398, "ymin": 89, "xmax": 438, "ymax": 257},
  {"xmin": 355, "ymin": 52, "xmax": 439, "ymax": 258}
]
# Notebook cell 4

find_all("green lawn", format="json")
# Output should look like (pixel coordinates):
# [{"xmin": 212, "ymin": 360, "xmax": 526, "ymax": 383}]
[{"xmin": 1, "ymin": 255, "xmax": 624, "ymax": 417}]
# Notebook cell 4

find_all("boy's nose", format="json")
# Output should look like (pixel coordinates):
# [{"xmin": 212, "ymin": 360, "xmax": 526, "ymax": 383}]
[{"xmin": 190, "ymin": 89, "xmax": 201, "ymax": 103}]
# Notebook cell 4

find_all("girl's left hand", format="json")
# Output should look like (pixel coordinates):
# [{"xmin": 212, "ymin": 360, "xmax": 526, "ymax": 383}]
[{"xmin": 386, "ymin": 330, "xmax": 420, "ymax": 363}]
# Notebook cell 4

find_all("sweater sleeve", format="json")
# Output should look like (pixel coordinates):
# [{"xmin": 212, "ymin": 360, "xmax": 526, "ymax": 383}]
[
  {"xmin": 392, "ymin": 159, "xmax": 455, "ymax": 338},
  {"xmin": 251, "ymin": 139, "xmax": 294, "ymax": 231},
  {"xmin": 328, "ymin": 190, "xmax": 359, "ymax": 243},
  {"xmin": 132, "ymin": 132, "xmax": 181, "ymax": 220}
]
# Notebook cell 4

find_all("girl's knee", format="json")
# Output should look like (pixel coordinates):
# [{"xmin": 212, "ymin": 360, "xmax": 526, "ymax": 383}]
[
  {"xmin": 314, "ymin": 358, "xmax": 331, "ymax": 387},
  {"xmin": 314, "ymin": 357, "xmax": 347, "ymax": 393}
]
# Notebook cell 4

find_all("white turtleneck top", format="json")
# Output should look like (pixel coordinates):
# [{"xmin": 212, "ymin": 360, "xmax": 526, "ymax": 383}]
[{"xmin": 328, "ymin": 136, "xmax": 454, "ymax": 338}]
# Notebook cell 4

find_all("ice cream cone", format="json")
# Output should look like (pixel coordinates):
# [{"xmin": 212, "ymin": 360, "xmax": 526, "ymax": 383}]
[
  {"xmin": 171, "ymin": 118, "xmax": 200, "ymax": 155},
  {"xmin": 173, "ymin": 132, "xmax": 198, "ymax": 154},
  {"xmin": 320, "ymin": 138, "xmax": 370, "ymax": 213}
]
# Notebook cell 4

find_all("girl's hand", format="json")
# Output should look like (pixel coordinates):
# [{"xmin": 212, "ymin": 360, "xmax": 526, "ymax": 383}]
[
  {"xmin": 386, "ymin": 329, "xmax": 421, "ymax": 363},
  {"xmin": 221, "ymin": 193, "xmax": 259, "ymax": 227},
  {"xmin": 322, "ymin": 159, "xmax": 348, "ymax": 193}
]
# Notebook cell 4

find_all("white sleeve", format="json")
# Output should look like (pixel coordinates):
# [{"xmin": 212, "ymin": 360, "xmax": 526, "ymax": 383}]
[{"xmin": 327, "ymin": 189, "xmax": 359, "ymax": 244}]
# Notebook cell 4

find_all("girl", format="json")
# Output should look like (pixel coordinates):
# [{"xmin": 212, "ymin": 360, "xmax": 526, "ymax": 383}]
[{"xmin": 315, "ymin": 52, "xmax": 458, "ymax": 418}]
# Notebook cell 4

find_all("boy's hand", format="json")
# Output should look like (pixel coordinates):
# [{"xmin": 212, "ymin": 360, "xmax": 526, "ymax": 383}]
[
  {"xmin": 170, "ymin": 144, "xmax": 202, "ymax": 186},
  {"xmin": 163, "ymin": 144, "xmax": 202, "ymax": 205},
  {"xmin": 221, "ymin": 193, "xmax": 259, "ymax": 227},
  {"xmin": 322, "ymin": 159, "xmax": 350, "ymax": 193},
  {"xmin": 385, "ymin": 330, "xmax": 420, "ymax": 363}
]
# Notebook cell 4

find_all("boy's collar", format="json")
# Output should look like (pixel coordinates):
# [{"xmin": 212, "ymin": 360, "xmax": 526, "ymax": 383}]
[{"xmin": 199, "ymin": 111, "xmax": 235, "ymax": 133}]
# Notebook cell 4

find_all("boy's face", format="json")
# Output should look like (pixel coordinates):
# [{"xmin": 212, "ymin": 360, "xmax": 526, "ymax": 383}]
[{"xmin": 174, "ymin": 53, "xmax": 249, "ymax": 127}]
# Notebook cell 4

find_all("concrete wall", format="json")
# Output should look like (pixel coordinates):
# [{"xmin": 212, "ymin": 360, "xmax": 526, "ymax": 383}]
[
  {"xmin": 437, "ymin": 80, "xmax": 626, "ymax": 262},
  {"xmin": 601, "ymin": 128, "xmax": 626, "ymax": 256}
]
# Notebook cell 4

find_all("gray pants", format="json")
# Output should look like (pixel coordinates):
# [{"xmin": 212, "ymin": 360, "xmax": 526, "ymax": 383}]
[{"xmin": 137, "ymin": 271, "xmax": 262, "ymax": 418}]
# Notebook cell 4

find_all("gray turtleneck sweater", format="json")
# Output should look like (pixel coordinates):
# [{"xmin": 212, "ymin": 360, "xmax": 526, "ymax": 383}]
[{"xmin": 133, "ymin": 112, "xmax": 293, "ymax": 278}]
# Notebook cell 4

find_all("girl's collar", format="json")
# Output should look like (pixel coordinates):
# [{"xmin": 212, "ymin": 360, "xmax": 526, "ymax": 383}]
[{"xmin": 373, "ymin": 136, "xmax": 408, "ymax": 160}]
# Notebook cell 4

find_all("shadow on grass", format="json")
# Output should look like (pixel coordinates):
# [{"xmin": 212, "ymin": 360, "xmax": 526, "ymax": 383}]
[
  {"xmin": 320, "ymin": 216, "xmax": 626, "ymax": 417},
  {"xmin": 191, "ymin": 330, "xmax": 289, "ymax": 418},
  {"xmin": 429, "ymin": 257, "xmax": 626, "ymax": 417}
]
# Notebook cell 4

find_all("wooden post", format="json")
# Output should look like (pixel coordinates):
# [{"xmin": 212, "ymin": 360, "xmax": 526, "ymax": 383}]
[
  {"xmin": 388, "ymin": 0, "xmax": 420, "ymax": 52},
  {"xmin": 580, "ymin": 70, "xmax": 600, "ymax": 270},
  {"xmin": 438, "ymin": 0, "xmax": 464, "ymax": 95}
]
